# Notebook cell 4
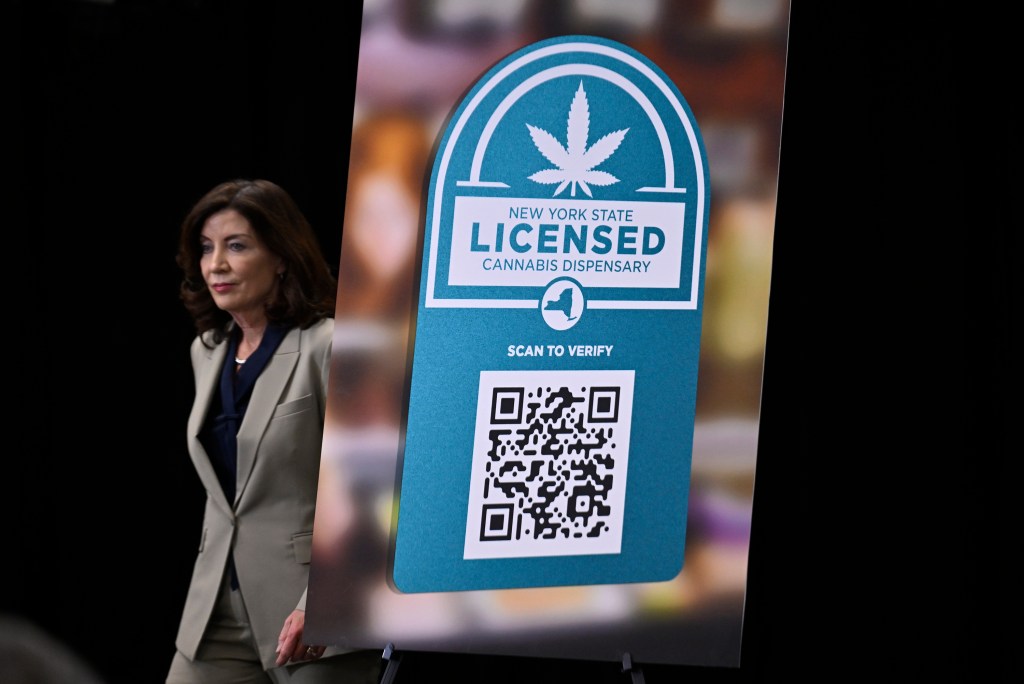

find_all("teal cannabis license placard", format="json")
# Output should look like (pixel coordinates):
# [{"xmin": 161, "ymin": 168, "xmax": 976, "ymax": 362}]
[{"xmin": 392, "ymin": 35, "xmax": 711, "ymax": 593}]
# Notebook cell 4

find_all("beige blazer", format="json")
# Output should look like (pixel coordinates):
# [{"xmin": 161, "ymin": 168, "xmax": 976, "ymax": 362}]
[{"xmin": 174, "ymin": 318, "xmax": 334, "ymax": 670}]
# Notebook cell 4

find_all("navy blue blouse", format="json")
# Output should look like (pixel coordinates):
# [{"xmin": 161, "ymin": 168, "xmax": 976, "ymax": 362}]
[
  {"xmin": 198, "ymin": 323, "xmax": 290, "ymax": 590},
  {"xmin": 200, "ymin": 323, "xmax": 290, "ymax": 504}
]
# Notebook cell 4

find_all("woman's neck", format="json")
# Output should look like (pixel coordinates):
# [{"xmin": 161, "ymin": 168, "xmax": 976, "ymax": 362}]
[{"xmin": 232, "ymin": 315, "xmax": 268, "ymax": 359}]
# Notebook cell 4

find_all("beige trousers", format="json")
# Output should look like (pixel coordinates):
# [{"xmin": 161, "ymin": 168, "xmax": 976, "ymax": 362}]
[{"xmin": 166, "ymin": 573, "xmax": 381, "ymax": 684}]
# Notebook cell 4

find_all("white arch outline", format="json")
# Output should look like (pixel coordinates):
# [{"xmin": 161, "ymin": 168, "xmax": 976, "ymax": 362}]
[
  {"xmin": 457, "ymin": 64, "xmax": 685, "ymax": 193},
  {"xmin": 426, "ymin": 40, "xmax": 706, "ymax": 311}
]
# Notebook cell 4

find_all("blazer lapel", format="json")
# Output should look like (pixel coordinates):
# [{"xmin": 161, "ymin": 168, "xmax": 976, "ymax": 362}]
[
  {"xmin": 187, "ymin": 337, "xmax": 234, "ymax": 517},
  {"xmin": 234, "ymin": 326, "xmax": 300, "ymax": 505}
]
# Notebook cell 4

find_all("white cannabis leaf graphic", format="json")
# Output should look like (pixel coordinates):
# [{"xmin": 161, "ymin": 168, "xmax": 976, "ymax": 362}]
[{"xmin": 527, "ymin": 81, "xmax": 629, "ymax": 197}]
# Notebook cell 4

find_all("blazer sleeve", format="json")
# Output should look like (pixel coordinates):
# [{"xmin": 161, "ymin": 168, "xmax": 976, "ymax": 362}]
[
  {"xmin": 296, "ymin": 318, "xmax": 333, "ymax": 615},
  {"xmin": 315, "ymin": 319, "xmax": 333, "ymax": 418}
]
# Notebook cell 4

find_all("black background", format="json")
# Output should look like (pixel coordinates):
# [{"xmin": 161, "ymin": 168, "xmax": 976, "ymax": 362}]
[{"xmin": 18, "ymin": 1, "xmax": 1007, "ymax": 683}]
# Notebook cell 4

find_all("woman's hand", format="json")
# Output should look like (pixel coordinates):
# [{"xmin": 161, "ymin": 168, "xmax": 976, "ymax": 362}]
[{"xmin": 276, "ymin": 609, "xmax": 326, "ymax": 666}]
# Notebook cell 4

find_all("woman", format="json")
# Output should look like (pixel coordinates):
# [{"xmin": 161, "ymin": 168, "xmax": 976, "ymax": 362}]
[
  {"xmin": 167, "ymin": 179, "xmax": 381, "ymax": 683},
  {"xmin": 335, "ymin": 111, "xmax": 429, "ymax": 324}
]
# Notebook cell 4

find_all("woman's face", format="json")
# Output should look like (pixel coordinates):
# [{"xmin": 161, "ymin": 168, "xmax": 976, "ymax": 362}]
[
  {"xmin": 200, "ymin": 209, "xmax": 284, "ymax": 321},
  {"xmin": 348, "ymin": 172, "xmax": 419, "ymax": 281}
]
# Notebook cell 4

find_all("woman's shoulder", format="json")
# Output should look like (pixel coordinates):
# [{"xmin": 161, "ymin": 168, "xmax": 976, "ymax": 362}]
[
  {"xmin": 187, "ymin": 329, "xmax": 225, "ymax": 369},
  {"xmin": 191, "ymin": 329, "xmax": 220, "ymax": 353},
  {"xmin": 300, "ymin": 317, "xmax": 334, "ymax": 350},
  {"xmin": 307, "ymin": 316, "xmax": 334, "ymax": 334}
]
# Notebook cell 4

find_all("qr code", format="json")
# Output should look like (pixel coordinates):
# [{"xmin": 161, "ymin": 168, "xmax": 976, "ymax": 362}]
[{"xmin": 463, "ymin": 370, "xmax": 634, "ymax": 560}]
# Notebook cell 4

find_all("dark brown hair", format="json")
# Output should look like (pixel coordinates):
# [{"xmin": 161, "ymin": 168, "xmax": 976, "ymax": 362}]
[
  {"xmin": 336, "ymin": 112, "xmax": 429, "ymax": 321},
  {"xmin": 177, "ymin": 179, "xmax": 337, "ymax": 345}
]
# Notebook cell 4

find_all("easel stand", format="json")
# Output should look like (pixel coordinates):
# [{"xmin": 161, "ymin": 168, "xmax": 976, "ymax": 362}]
[
  {"xmin": 621, "ymin": 652, "xmax": 646, "ymax": 684},
  {"xmin": 379, "ymin": 643, "xmax": 402, "ymax": 684}
]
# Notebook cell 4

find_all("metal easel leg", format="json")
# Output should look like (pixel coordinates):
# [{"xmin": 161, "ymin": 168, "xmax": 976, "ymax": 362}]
[
  {"xmin": 379, "ymin": 642, "xmax": 402, "ymax": 684},
  {"xmin": 621, "ymin": 652, "xmax": 646, "ymax": 684}
]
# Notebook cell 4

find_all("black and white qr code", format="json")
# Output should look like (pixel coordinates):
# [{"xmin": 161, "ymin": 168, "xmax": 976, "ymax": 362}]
[{"xmin": 463, "ymin": 370, "xmax": 634, "ymax": 560}]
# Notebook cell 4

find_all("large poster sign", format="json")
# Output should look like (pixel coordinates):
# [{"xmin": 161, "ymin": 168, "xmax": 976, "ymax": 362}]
[
  {"xmin": 392, "ymin": 36, "xmax": 710, "ymax": 593},
  {"xmin": 307, "ymin": 1, "xmax": 789, "ymax": 669}
]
